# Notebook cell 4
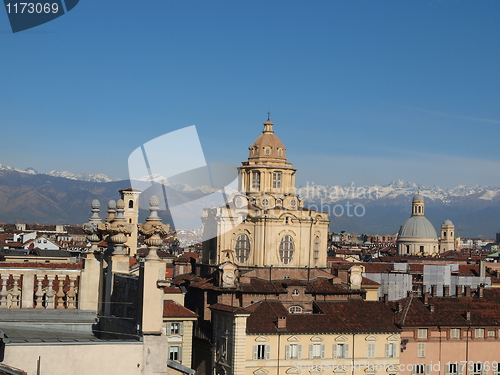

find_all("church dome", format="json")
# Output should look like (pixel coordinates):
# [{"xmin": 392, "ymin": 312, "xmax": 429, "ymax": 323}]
[
  {"xmin": 398, "ymin": 216, "xmax": 438, "ymax": 239},
  {"xmin": 413, "ymin": 193, "xmax": 424, "ymax": 201},
  {"xmin": 443, "ymin": 219, "xmax": 453, "ymax": 226},
  {"xmin": 248, "ymin": 119, "xmax": 287, "ymax": 161}
]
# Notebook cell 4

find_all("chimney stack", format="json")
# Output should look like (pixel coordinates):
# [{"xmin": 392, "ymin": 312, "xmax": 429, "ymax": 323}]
[
  {"xmin": 277, "ymin": 316, "xmax": 286, "ymax": 329},
  {"xmin": 424, "ymin": 293, "xmax": 429, "ymax": 305},
  {"xmin": 478, "ymin": 285, "xmax": 484, "ymax": 298},
  {"xmin": 429, "ymin": 304, "xmax": 435, "ymax": 313},
  {"xmin": 457, "ymin": 285, "xmax": 463, "ymax": 297}
]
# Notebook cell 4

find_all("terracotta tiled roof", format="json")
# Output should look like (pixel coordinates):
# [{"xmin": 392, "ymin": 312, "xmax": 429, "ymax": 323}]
[
  {"xmin": 163, "ymin": 300, "xmax": 198, "ymax": 318},
  {"xmin": 361, "ymin": 276, "xmax": 380, "ymax": 286},
  {"xmin": 305, "ymin": 278, "xmax": 354, "ymax": 294},
  {"xmin": 394, "ymin": 289, "xmax": 500, "ymax": 328},
  {"xmin": 246, "ymin": 300, "xmax": 399, "ymax": 334},
  {"xmin": 239, "ymin": 278, "xmax": 287, "ymax": 293},
  {"xmin": 210, "ymin": 303, "xmax": 251, "ymax": 314},
  {"xmin": 172, "ymin": 273, "xmax": 204, "ymax": 284},
  {"xmin": 0, "ymin": 262, "xmax": 82, "ymax": 269},
  {"xmin": 164, "ymin": 286, "xmax": 183, "ymax": 293}
]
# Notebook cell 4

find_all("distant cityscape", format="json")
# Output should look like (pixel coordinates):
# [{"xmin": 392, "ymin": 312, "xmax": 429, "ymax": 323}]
[{"xmin": 0, "ymin": 118, "xmax": 500, "ymax": 374}]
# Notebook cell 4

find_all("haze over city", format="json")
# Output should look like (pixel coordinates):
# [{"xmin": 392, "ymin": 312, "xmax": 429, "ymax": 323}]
[{"xmin": 2, "ymin": 1, "xmax": 500, "ymax": 188}]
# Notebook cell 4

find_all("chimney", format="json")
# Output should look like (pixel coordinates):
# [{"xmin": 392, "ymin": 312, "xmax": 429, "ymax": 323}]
[
  {"xmin": 457, "ymin": 285, "xmax": 463, "ymax": 297},
  {"xmin": 444, "ymin": 285, "xmax": 450, "ymax": 297},
  {"xmin": 424, "ymin": 293, "xmax": 429, "ymax": 305},
  {"xmin": 480, "ymin": 259, "xmax": 486, "ymax": 279},
  {"xmin": 277, "ymin": 316, "xmax": 286, "ymax": 329},
  {"xmin": 478, "ymin": 285, "xmax": 484, "ymax": 298},
  {"xmin": 431, "ymin": 285, "xmax": 437, "ymax": 297},
  {"xmin": 383, "ymin": 294, "xmax": 389, "ymax": 304},
  {"xmin": 429, "ymin": 304, "xmax": 435, "ymax": 313},
  {"xmin": 465, "ymin": 286, "xmax": 471, "ymax": 297}
]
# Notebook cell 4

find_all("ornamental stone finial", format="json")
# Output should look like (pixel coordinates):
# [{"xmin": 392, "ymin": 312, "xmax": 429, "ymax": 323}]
[
  {"xmin": 138, "ymin": 195, "xmax": 170, "ymax": 260},
  {"xmin": 98, "ymin": 199, "xmax": 134, "ymax": 255},
  {"xmin": 83, "ymin": 199, "xmax": 103, "ymax": 252},
  {"xmin": 105, "ymin": 200, "xmax": 116, "ymax": 222}
]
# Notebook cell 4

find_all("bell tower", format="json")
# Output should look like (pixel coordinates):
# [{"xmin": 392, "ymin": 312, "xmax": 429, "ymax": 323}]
[
  {"xmin": 119, "ymin": 188, "xmax": 141, "ymax": 257},
  {"xmin": 440, "ymin": 219, "xmax": 455, "ymax": 252},
  {"xmin": 412, "ymin": 194, "xmax": 425, "ymax": 216}
]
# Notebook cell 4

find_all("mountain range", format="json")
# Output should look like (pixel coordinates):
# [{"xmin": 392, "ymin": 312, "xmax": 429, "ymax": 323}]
[{"xmin": 0, "ymin": 165, "xmax": 499, "ymax": 238}]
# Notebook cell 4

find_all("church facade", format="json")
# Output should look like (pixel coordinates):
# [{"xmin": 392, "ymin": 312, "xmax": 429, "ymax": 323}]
[{"xmin": 201, "ymin": 118, "xmax": 330, "ymax": 272}]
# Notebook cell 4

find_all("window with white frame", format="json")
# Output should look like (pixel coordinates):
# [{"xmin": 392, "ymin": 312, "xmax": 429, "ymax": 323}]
[
  {"xmin": 417, "ymin": 342, "xmax": 426, "ymax": 358},
  {"xmin": 168, "ymin": 322, "xmax": 183, "ymax": 335},
  {"xmin": 333, "ymin": 343, "xmax": 349, "ymax": 359},
  {"xmin": 475, "ymin": 328, "xmax": 484, "ymax": 338},
  {"xmin": 169, "ymin": 346, "xmax": 182, "ymax": 362},
  {"xmin": 253, "ymin": 344, "xmax": 270, "ymax": 360},
  {"xmin": 288, "ymin": 305, "xmax": 302, "ymax": 314},
  {"xmin": 386, "ymin": 343, "xmax": 397, "ymax": 358},
  {"xmin": 488, "ymin": 330, "xmax": 496, "ymax": 337},
  {"xmin": 272, "ymin": 171, "xmax": 282, "ymax": 189},
  {"xmin": 235, "ymin": 233, "xmax": 250, "ymax": 264},
  {"xmin": 418, "ymin": 328, "xmax": 428, "ymax": 339},
  {"xmin": 367, "ymin": 342, "xmax": 375, "ymax": 358},
  {"xmin": 252, "ymin": 171, "xmax": 260, "ymax": 190},
  {"xmin": 288, "ymin": 306, "xmax": 302, "ymax": 314},
  {"xmin": 309, "ymin": 343, "xmax": 325, "ymax": 359},
  {"xmin": 279, "ymin": 235, "xmax": 295, "ymax": 265},
  {"xmin": 285, "ymin": 344, "xmax": 302, "ymax": 360},
  {"xmin": 450, "ymin": 328, "xmax": 460, "ymax": 339}
]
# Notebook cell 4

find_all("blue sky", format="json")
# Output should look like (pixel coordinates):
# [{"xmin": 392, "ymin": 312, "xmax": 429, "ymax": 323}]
[{"xmin": 1, "ymin": 0, "xmax": 500, "ymax": 189}]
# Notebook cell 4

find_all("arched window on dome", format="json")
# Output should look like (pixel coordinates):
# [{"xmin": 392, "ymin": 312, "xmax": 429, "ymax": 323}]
[
  {"xmin": 273, "ymin": 171, "xmax": 282, "ymax": 189},
  {"xmin": 265, "ymin": 148, "xmax": 270, "ymax": 155},
  {"xmin": 279, "ymin": 235, "xmax": 295, "ymax": 265},
  {"xmin": 235, "ymin": 234, "xmax": 250, "ymax": 264},
  {"xmin": 252, "ymin": 171, "xmax": 260, "ymax": 190},
  {"xmin": 278, "ymin": 148, "xmax": 283, "ymax": 156},
  {"xmin": 313, "ymin": 236, "xmax": 320, "ymax": 263}
]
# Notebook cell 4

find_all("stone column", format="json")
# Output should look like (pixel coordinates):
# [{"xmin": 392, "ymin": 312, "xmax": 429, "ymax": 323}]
[
  {"xmin": 21, "ymin": 272, "xmax": 35, "ymax": 308},
  {"xmin": 138, "ymin": 196, "xmax": 169, "ymax": 335}
]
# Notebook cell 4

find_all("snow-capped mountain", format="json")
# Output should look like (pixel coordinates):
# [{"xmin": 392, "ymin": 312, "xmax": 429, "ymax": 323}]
[
  {"xmin": 0, "ymin": 164, "xmax": 121, "ymax": 183},
  {"xmin": 297, "ymin": 179, "xmax": 500, "ymax": 204}
]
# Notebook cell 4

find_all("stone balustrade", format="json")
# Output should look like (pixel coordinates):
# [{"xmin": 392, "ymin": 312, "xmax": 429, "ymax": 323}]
[{"xmin": 0, "ymin": 266, "xmax": 81, "ymax": 309}]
